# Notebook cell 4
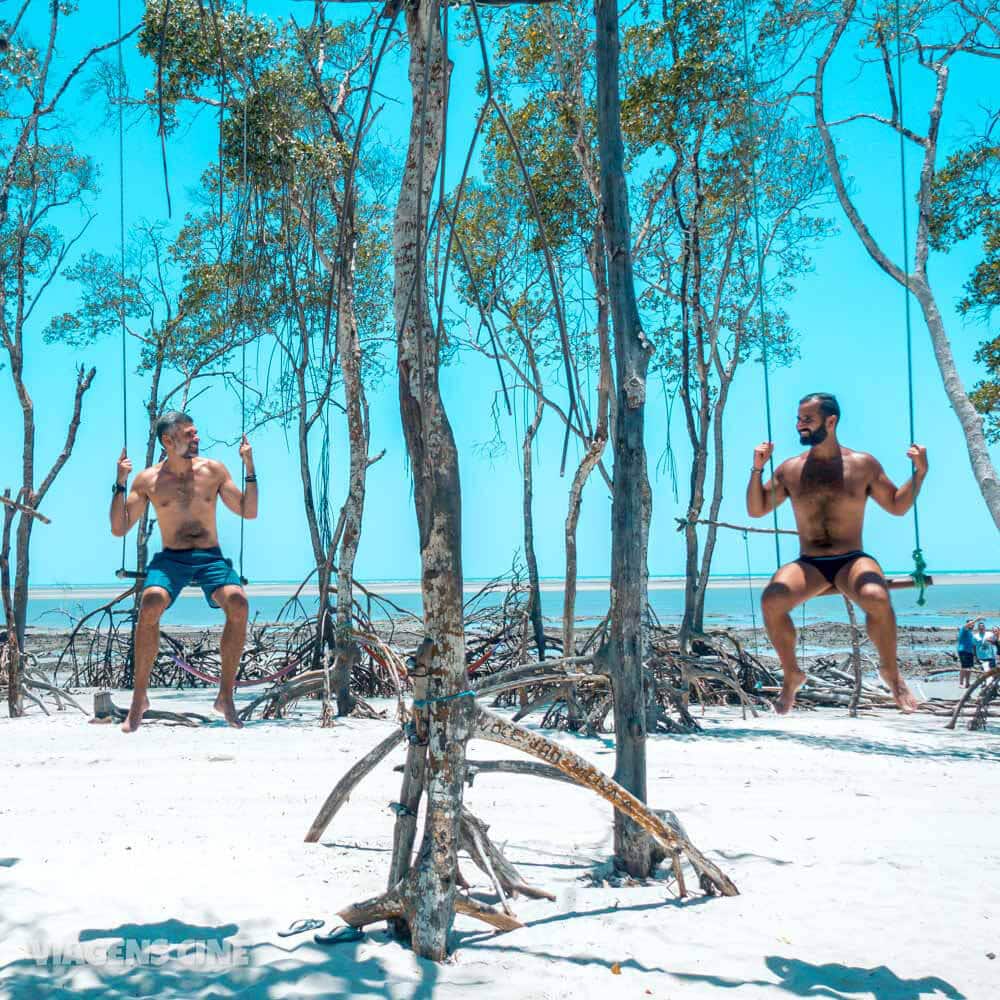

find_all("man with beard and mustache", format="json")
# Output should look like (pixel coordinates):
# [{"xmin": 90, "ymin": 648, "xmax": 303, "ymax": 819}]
[
  {"xmin": 110, "ymin": 410, "xmax": 257, "ymax": 732},
  {"xmin": 747, "ymin": 392, "xmax": 927, "ymax": 715}
]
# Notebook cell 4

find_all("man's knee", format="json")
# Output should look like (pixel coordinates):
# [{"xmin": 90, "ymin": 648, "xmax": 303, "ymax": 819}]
[
  {"xmin": 856, "ymin": 581, "xmax": 893, "ymax": 616},
  {"xmin": 138, "ymin": 589, "xmax": 169, "ymax": 622},
  {"xmin": 223, "ymin": 590, "xmax": 249, "ymax": 621},
  {"xmin": 761, "ymin": 582, "xmax": 793, "ymax": 618}
]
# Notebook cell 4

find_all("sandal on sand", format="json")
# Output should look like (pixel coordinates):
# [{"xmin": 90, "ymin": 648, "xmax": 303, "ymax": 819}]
[
  {"xmin": 314, "ymin": 926, "xmax": 365, "ymax": 946},
  {"xmin": 279, "ymin": 918, "xmax": 325, "ymax": 937}
]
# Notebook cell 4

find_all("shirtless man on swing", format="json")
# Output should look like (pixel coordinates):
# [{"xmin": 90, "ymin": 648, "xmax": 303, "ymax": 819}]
[
  {"xmin": 110, "ymin": 411, "xmax": 258, "ymax": 732},
  {"xmin": 747, "ymin": 393, "xmax": 926, "ymax": 715}
]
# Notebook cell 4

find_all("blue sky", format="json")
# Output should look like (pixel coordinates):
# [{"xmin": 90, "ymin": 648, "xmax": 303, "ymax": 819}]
[{"xmin": 3, "ymin": 0, "xmax": 998, "ymax": 591}]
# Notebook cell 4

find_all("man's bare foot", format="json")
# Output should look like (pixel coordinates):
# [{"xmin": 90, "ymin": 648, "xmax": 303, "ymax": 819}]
[
  {"xmin": 121, "ymin": 696, "xmax": 150, "ymax": 734},
  {"xmin": 883, "ymin": 675, "xmax": 920, "ymax": 714},
  {"xmin": 775, "ymin": 668, "xmax": 806, "ymax": 715},
  {"xmin": 213, "ymin": 696, "xmax": 244, "ymax": 729}
]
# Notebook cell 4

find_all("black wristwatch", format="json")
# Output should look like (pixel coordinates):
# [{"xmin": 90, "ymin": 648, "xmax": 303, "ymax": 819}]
[{"xmin": 112, "ymin": 482, "xmax": 126, "ymax": 496}]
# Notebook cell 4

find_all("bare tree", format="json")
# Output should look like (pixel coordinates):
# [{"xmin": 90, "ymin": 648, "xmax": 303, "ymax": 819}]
[
  {"xmin": 0, "ymin": 1, "xmax": 134, "ymax": 663},
  {"xmin": 794, "ymin": 0, "xmax": 1000, "ymax": 526},
  {"xmin": 594, "ymin": 0, "xmax": 658, "ymax": 877}
]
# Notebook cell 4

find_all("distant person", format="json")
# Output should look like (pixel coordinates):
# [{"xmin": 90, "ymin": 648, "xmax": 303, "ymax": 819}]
[
  {"xmin": 110, "ymin": 411, "xmax": 257, "ymax": 733},
  {"xmin": 974, "ymin": 620, "xmax": 997, "ymax": 673},
  {"xmin": 747, "ymin": 392, "xmax": 925, "ymax": 715},
  {"xmin": 957, "ymin": 618, "xmax": 977, "ymax": 687}
]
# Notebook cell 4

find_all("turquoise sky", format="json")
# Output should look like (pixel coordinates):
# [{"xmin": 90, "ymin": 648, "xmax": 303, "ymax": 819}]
[{"xmin": 3, "ymin": 1, "xmax": 998, "ymax": 594}]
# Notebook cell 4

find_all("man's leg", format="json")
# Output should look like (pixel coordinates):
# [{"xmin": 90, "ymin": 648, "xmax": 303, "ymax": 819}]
[
  {"xmin": 761, "ymin": 561, "xmax": 829, "ymax": 714},
  {"xmin": 837, "ymin": 557, "xmax": 919, "ymax": 713},
  {"xmin": 211, "ymin": 585, "xmax": 248, "ymax": 729},
  {"xmin": 122, "ymin": 588, "xmax": 170, "ymax": 734}
]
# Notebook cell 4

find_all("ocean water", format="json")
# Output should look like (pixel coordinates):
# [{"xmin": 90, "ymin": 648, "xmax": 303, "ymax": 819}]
[{"xmin": 24, "ymin": 577, "xmax": 998, "ymax": 632}]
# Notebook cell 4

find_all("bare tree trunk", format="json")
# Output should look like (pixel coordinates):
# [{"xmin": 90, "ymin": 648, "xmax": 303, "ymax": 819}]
[
  {"xmin": 522, "ymin": 396, "xmax": 546, "ymax": 661},
  {"xmin": 333, "ymin": 222, "xmax": 367, "ymax": 717},
  {"xmin": 595, "ymin": 0, "xmax": 658, "ymax": 877},
  {"xmin": 2, "ymin": 492, "xmax": 21, "ymax": 717},
  {"xmin": 563, "ymin": 231, "xmax": 612, "ymax": 658},
  {"xmin": 12, "ymin": 395, "xmax": 34, "ymax": 650},
  {"xmin": 389, "ymin": 2, "xmax": 470, "ymax": 960},
  {"xmin": 12, "ymin": 365, "xmax": 94, "ymax": 649},
  {"xmin": 911, "ymin": 281, "xmax": 1000, "ymax": 523},
  {"xmin": 562, "ymin": 433, "xmax": 607, "ymax": 657},
  {"xmin": 679, "ymin": 441, "xmax": 707, "ymax": 650},
  {"xmin": 813, "ymin": 6, "xmax": 1000, "ymax": 529},
  {"xmin": 692, "ymin": 373, "xmax": 735, "ymax": 633}
]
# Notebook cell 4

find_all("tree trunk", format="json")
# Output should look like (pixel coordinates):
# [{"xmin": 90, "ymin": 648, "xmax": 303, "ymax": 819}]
[
  {"xmin": 562, "ymin": 432, "xmax": 607, "ymax": 658},
  {"xmin": 563, "ymin": 230, "xmax": 611, "ymax": 659},
  {"xmin": 13, "ymin": 399, "xmax": 34, "ymax": 650},
  {"xmin": 2, "ymin": 494, "xmax": 21, "ymax": 717},
  {"xmin": 390, "ymin": 1, "xmax": 469, "ymax": 960},
  {"xmin": 595, "ymin": 0, "xmax": 658, "ymax": 877},
  {"xmin": 522, "ymin": 396, "xmax": 546, "ymax": 661},
  {"xmin": 692, "ymin": 373, "xmax": 735, "ymax": 633},
  {"xmin": 333, "ymin": 218, "xmax": 367, "ymax": 717},
  {"xmin": 813, "ymin": 8, "xmax": 1000, "ymax": 529},
  {"xmin": 678, "ymin": 438, "xmax": 707, "ymax": 650},
  {"xmin": 912, "ymin": 280, "xmax": 1000, "ymax": 527}
]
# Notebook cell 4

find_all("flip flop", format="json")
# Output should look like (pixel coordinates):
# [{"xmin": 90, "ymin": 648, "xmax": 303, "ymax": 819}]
[
  {"xmin": 314, "ymin": 926, "xmax": 365, "ymax": 946},
  {"xmin": 278, "ymin": 918, "xmax": 325, "ymax": 938}
]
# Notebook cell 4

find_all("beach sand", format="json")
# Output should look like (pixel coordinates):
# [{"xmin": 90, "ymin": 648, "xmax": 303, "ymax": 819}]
[{"xmin": 1, "ymin": 691, "xmax": 997, "ymax": 999}]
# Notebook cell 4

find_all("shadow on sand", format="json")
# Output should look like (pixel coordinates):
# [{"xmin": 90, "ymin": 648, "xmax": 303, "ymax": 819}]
[
  {"xmin": 0, "ymin": 916, "xmax": 458, "ymax": 1000},
  {"xmin": 699, "ymin": 725, "xmax": 999, "ymax": 763},
  {"xmin": 670, "ymin": 954, "xmax": 966, "ymax": 999}
]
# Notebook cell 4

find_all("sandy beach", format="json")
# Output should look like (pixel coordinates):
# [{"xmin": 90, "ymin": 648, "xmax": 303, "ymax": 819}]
[{"xmin": 1, "ymin": 691, "xmax": 997, "ymax": 999}]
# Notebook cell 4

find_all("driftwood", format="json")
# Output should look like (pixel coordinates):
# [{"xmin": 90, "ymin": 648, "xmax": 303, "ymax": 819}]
[
  {"xmin": 90, "ymin": 691, "xmax": 210, "ymax": 727},
  {"xmin": 305, "ymin": 729, "xmax": 406, "ymax": 842},
  {"xmin": 473, "ymin": 708, "xmax": 737, "ymax": 894},
  {"xmin": 0, "ymin": 494, "xmax": 51, "ymax": 524},
  {"xmin": 459, "ymin": 808, "xmax": 556, "ymax": 905},
  {"xmin": 946, "ymin": 668, "xmax": 1000, "ymax": 731},
  {"xmin": 318, "ymin": 697, "xmax": 738, "ymax": 941}
]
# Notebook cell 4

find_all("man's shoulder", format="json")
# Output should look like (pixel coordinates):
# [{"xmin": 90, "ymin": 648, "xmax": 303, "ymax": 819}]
[
  {"xmin": 132, "ymin": 465, "xmax": 159, "ymax": 490},
  {"xmin": 842, "ymin": 448, "xmax": 882, "ymax": 477},
  {"xmin": 843, "ymin": 447, "xmax": 879, "ymax": 466},
  {"xmin": 197, "ymin": 457, "xmax": 227, "ymax": 476},
  {"xmin": 776, "ymin": 452, "xmax": 807, "ymax": 476}
]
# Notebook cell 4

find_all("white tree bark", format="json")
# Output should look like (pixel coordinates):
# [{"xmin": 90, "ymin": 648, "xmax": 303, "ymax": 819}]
[{"xmin": 814, "ymin": 2, "xmax": 1000, "ymax": 529}]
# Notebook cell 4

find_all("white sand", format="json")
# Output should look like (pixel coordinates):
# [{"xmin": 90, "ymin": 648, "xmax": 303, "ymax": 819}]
[{"xmin": 1, "ymin": 693, "xmax": 997, "ymax": 999}]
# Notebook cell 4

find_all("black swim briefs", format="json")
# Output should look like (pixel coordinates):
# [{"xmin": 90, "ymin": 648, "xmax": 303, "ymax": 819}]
[{"xmin": 796, "ymin": 550, "xmax": 871, "ymax": 586}]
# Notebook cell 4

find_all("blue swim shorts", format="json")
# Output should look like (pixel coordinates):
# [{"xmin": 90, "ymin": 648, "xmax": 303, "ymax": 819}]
[{"xmin": 142, "ymin": 547, "xmax": 242, "ymax": 608}]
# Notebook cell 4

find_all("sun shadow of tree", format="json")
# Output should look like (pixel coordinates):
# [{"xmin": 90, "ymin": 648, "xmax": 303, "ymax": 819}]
[{"xmin": 669, "ymin": 954, "xmax": 966, "ymax": 999}]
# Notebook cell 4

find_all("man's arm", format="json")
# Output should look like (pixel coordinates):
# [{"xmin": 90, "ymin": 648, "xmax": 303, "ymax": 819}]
[
  {"xmin": 217, "ymin": 435, "xmax": 257, "ymax": 519},
  {"xmin": 746, "ymin": 442, "xmax": 788, "ymax": 517},
  {"xmin": 109, "ymin": 451, "xmax": 148, "ymax": 537},
  {"xmin": 868, "ymin": 446, "xmax": 928, "ymax": 516}
]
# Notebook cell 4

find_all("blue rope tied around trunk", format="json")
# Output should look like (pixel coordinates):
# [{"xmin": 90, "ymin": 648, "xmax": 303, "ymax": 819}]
[{"xmin": 412, "ymin": 689, "xmax": 475, "ymax": 709}]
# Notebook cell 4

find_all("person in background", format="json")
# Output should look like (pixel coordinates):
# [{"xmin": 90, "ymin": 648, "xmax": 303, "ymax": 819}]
[
  {"xmin": 974, "ymin": 619, "xmax": 997, "ymax": 673},
  {"xmin": 957, "ymin": 618, "xmax": 976, "ymax": 687}
]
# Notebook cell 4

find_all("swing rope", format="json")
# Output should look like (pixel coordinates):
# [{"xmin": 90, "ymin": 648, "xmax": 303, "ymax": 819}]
[
  {"xmin": 742, "ymin": 531, "xmax": 760, "ymax": 658},
  {"xmin": 891, "ymin": 2, "xmax": 928, "ymax": 606},
  {"xmin": 238, "ymin": 0, "xmax": 249, "ymax": 582},
  {"xmin": 739, "ymin": 0, "xmax": 781, "ymax": 570},
  {"xmin": 117, "ymin": 0, "xmax": 128, "ymax": 577}
]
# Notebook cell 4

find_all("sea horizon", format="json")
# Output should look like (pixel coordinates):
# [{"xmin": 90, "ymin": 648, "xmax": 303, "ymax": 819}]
[
  {"xmin": 18, "ymin": 569, "xmax": 997, "ymax": 634},
  {"xmin": 23, "ymin": 568, "xmax": 1000, "ymax": 602}
]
